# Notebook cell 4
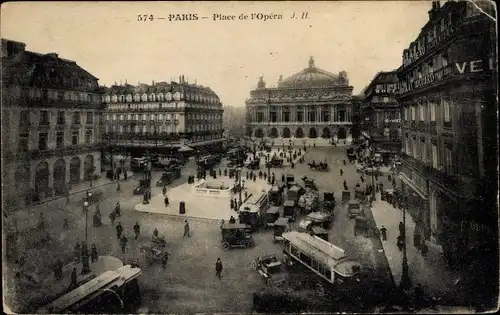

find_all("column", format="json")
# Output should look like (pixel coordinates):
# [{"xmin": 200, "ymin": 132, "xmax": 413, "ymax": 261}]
[
  {"xmin": 304, "ymin": 106, "xmax": 308, "ymax": 123},
  {"xmin": 333, "ymin": 105, "xmax": 337, "ymax": 122}
]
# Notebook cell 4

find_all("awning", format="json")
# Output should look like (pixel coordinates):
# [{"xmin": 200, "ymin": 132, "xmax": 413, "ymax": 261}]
[{"xmin": 178, "ymin": 144, "xmax": 194, "ymax": 152}]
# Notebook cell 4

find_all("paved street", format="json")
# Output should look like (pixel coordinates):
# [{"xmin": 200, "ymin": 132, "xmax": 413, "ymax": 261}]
[{"xmin": 4, "ymin": 147, "xmax": 396, "ymax": 313}]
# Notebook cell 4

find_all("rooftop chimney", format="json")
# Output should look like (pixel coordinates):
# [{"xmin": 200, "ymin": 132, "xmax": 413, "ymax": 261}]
[{"xmin": 428, "ymin": 1, "xmax": 441, "ymax": 20}]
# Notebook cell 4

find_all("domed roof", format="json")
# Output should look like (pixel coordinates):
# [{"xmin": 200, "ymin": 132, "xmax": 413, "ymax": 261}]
[{"xmin": 278, "ymin": 57, "xmax": 349, "ymax": 88}]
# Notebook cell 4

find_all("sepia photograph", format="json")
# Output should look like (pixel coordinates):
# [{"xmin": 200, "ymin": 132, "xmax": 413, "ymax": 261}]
[{"xmin": 1, "ymin": 0, "xmax": 498, "ymax": 313}]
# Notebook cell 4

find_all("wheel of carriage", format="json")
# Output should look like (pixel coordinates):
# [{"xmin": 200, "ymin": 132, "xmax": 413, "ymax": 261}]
[
  {"xmin": 221, "ymin": 242, "xmax": 230, "ymax": 250},
  {"xmin": 252, "ymin": 260, "xmax": 258, "ymax": 270}
]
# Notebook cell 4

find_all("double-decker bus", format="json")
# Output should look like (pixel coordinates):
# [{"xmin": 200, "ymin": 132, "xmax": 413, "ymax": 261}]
[
  {"xmin": 38, "ymin": 265, "xmax": 142, "ymax": 314},
  {"xmin": 282, "ymin": 231, "xmax": 361, "ymax": 289}
]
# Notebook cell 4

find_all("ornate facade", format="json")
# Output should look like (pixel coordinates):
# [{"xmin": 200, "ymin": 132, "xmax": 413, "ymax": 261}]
[
  {"xmin": 101, "ymin": 76, "xmax": 224, "ymax": 154},
  {"xmin": 396, "ymin": 1, "xmax": 497, "ymax": 269},
  {"xmin": 1, "ymin": 39, "xmax": 104, "ymax": 210},
  {"xmin": 361, "ymin": 71, "xmax": 401, "ymax": 151},
  {"xmin": 245, "ymin": 57, "xmax": 354, "ymax": 140}
]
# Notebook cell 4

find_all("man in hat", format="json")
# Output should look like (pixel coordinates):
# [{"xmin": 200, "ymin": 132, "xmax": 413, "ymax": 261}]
[
  {"xmin": 215, "ymin": 258, "xmax": 223, "ymax": 279},
  {"xmin": 183, "ymin": 220, "xmax": 190, "ymax": 237}
]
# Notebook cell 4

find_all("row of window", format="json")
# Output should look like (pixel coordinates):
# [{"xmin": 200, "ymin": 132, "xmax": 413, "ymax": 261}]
[
  {"xmin": 104, "ymin": 92, "xmax": 219, "ymax": 104},
  {"xmin": 403, "ymin": 11, "xmax": 453, "ymax": 65},
  {"xmin": 371, "ymin": 96, "xmax": 394, "ymax": 103},
  {"xmin": 403, "ymin": 136, "xmax": 453, "ymax": 174},
  {"xmin": 18, "ymin": 130, "xmax": 93, "ymax": 152},
  {"xmin": 105, "ymin": 113, "xmax": 222, "ymax": 121},
  {"xmin": 106, "ymin": 102, "xmax": 220, "ymax": 111},
  {"xmin": 403, "ymin": 99, "xmax": 451, "ymax": 123},
  {"xmin": 255, "ymin": 111, "xmax": 349, "ymax": 123},
  {"xmin": 25, "ymin": 88, "xmax": 100, "ymax": 103},
  {"xmin": 106, "ymin": 124, "xmax": 221, "ymax": 133},
  {"xmin": 19, "ymin": 110, "xmax": 97, "ymax": 126},
  {"xmin": 289, "ymin": 244, "xmax": 332, "ymax": 282}
]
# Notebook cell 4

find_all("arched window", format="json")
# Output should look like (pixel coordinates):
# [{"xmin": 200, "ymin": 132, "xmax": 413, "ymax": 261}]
[
  {"xmin": 141, "ymin": 94, "xmax": 148, "ymax": 102},
  {"xmin": 166, "ymin": 92, "xmax": 173, "ymax": 101},
  {"xmin": 149, "ymin": 94, "xmax": 155, "ymax": 101},
  {"xmin": 157, "ymin": 93, "xmax": 164, "ymax": 101},
  {"xmin": 126, "ymin": 94, "xmax": 132, "ymax": 102},
  {"xmin": 111, "ymin": 95, "xmax": 118, "ymax": 102},
  {"xmin": 134, "ymin": 94, "xmax": 140, "ymax": 102},
  {"xmin": 119, "ymin": 95, "xmax": 125, "ymax": 102}
]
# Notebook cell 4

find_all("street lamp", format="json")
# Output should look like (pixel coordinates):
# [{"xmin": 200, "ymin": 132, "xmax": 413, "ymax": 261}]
[
  {"xmin": 238, "ymin": 167, "xmax": 242, "ymax": 204},
  {"xmin": 82, "ymin": 197, "xmax": 91, "ymax": 274},
  {"xmin": 400, "ymin": 202, "xmax": 412, "ymax": 298}
]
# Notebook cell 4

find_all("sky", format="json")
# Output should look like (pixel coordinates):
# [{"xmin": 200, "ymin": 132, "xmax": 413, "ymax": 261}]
[{"xmin": 1, "ymin": 1, "xmax": 432, "ymax": 107}]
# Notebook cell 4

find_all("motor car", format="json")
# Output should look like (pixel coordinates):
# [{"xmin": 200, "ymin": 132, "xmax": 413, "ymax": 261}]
[
  {"xmin": 253, "ymin": 254, "xmax": 287, "ymax": 286},
  {"xmin": 220, "ymin": 223, "xmax": 254, "ymax": 250}
]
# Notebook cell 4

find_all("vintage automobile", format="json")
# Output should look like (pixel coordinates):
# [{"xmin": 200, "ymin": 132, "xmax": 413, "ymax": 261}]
[
  {"xmin": 354, "ymin": 186, "xmax": 365, "ymax": 201},
  {"xmin": 307, "ymin": 161, "xmax": 329, "ymax": 172},
  {"xmin": 298, "ymin": 212, "xmax": 332, "ymax": 232},
  {"xmin": 253, "ymin": 254, "xmax": 287, "ymax": 286},
  {"xmin": 155, "ymin": 167, "xmax": 182, "ymax": 187},
  {"xmin": 247, "ymin": 159, "xmax": 260, "ymax": 170},
  {"xmin": 342, "ymin": 190, "xmax": 351, "ymax": 203},
  {"xmin": 286, "ymin": 174, "xmax": 295, "ymax": 188},
  {"xmin": 273, "ymin": 217, "xmax": 290, "ymax": 242},
  {"xmin": 323, "ymin": 192, "xmax": 336, "ymax": 213},
  {"xmin": 347, "ymin": 200, "xmax": 364, "ymax": 219},
  {"xmin": 302, "ymin": 177, "xmax": 318, "ymax": 190},
  {"xmin": 287, "ymin": 185, "xmax": 305, "ymax": 205},
  {"xmin": 310, "ymin": 226, "xmax": 329, "ymax": 242},
  {"xmin": 283, "ymin": 200, "xmax": 297, "ymax": 221},
  {"xmin": 264, "ymin": 206, "xmax": 280, "ymax": 228},
  {"xmin": 139, "ymin": 243, "xmax": 169, "ymax": 265},
  {"xmin": 239, "ymin": 203, "xmax": 266, "ymax": 231},
  {"xmin": 266, "ymin": 157, "xmax": 284, "ymax": 168},
  {"xmin": 268, "ymin": 185, "xmax": 283, "ymax": 206},
  {"xmin": 220, "ymin": 223, "xmax": 254, "ymax": 250}
]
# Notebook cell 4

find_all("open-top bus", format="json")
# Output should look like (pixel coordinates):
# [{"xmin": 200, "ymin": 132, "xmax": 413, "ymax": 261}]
[
  {"xmin": 282, "ymin": 231, "xmax": 361, "ymax": 293},
  {"xmin": 38, "ymin": 265, "xmax": 142, "ymax": 314}
]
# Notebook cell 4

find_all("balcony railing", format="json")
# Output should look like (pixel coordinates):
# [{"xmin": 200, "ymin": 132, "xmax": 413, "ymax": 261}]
[{"xmin": 401, "ymin": 152, "xmax": 468, "ymax": 197}]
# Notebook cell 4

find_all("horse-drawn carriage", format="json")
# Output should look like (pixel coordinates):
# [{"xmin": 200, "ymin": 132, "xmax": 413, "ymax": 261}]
[
  {"xmin": 307, "ymin": 161, "xmax": 329, "ymax": 172},
  {"xmin": 266, "ymin": 157, "xmax": 284, "ymax": 168},
  {"xmin": 139, "ymin": 234, "xmax": 168, "ymax": 265}
]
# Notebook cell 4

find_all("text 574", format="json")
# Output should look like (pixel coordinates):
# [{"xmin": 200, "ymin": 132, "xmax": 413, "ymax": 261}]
[{"xmin": 137, "ymin": 14, "xmax": 154, "ymax": 22}]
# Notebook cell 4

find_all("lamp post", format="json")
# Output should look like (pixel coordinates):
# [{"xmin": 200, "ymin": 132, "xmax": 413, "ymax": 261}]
[
  {"xmin": 82, "ymin": 197, "xmax": 91, "ymax": 274},
  {"xmin": 238, "ymin": 167, "xmax": 242, "ymax": 204},
  {"xmin": 400, "ymin": 202, "xmax": 412, "ymax": 295}
]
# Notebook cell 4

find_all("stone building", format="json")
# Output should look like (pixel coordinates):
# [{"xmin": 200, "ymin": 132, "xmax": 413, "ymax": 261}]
[
  {"xmin": 1, "ymin": 39, "xmax": 104, "ymax": 209},
  {"xmin": 396, "ymin": 1, "xmax": 497, "ymax": 269},
  {"xmin": 245, "ymin": 57, "xmax": 354, "ymax": 141},
  {"xmin": 101, "ymin": 76, "xmax": 224, "ymax": 155},
  {"xmin": 361, "ymin": 71, "xmax": 401, "ymax": 152}
]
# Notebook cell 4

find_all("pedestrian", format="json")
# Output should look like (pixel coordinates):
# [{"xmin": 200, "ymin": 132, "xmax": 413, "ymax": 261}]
[
  {"xmin": 74, "ymin": 242, "xmax": 81, "ymax": 263},
  {"xmin": 380, "ymin": 226, "xmax": 387, "ymax": 241},
  {"xmin": 281, "ymin": 173, "xmax": 285, "ymax": 182},
  {"xmin": 120, "ymin": 234, "xmax": 128, "ymax": 253},
  {"xmin": 116, "ymin": 182, "xmax": 121, "ymax": 192},
  {"xmin": 161, "ymin": 252, "xmax": 170, "ymax": 269},
  {"xmin": 229, "ymin": 216, "xmax": 236, "ymax": 224},
  {"xmin": 116, "ymin": 222, "xmax": 123, "ymax": 239},
  {"xmin": 37, "ymin": 213, "xmax": 45, "ymax": 230},
  {"xmin": 133, "ymin": 221, "xmax": 140, "ymax": 240},
  {"xmin": 421, "ymin": 242, "xmax": 428, "ymax": 256},
  {"xmin": 244, "ymin": 190, "xmax": 248, "ymax": 200},
  {"xmin": 164, "ymin": 196, "xmax": 169, "ymax": 207},
  {"xmin": 115, "ymin": 202, "xmax": 121, "ymax": 216},
  {"xmin": 183, "ymin": 220, "xmax": 190, "ymax": 237},
  {"xmin": 399, "ymin": 221, "xmax": 405, "ymax": 236},
  {"xmin": 91, "ymin": 243, "xmax": 98, "ymax": 262},
  {"xmin": 148, "ymin": 190, "xmax": 152, "ymax": 201},
  {"xmin": 360, "ymin": 175, "xmax": 364, "ymax": 183},
  {"xmin": 124, "ymin": 171, "xmax": 128, "ymax": 180},
  {"xmin": 340, "ymin": 168, "xmax": 343, "ymax": 176},
  {"xmin": 397, "ymin": 234, "xmax": 405, "ymax": 251},
  {"xmin": 215, "ymin": 258, "xmax": 223, "ymax": 279},
  {"xmin": 63, "ymin": 217, "xmax": 69, "ymax": 230},
  {"xmin": 343, "ymin": 180, "xmax": 348, "ymax": 190},
  {"xmin": 343, "ymin": 159, "xmax": 347, "ymax": 166},
  {"xmin": 162, "ymin": 186, "xmax": 167, "ymax": 196},
  {"xmin": 230, "ymin": 198, "xmax": 234, "ymax": 210},
  {"xmin": 69, "ymin": 267, "xmax": 78, "ymax": 290},
  {"xmin": 414, "ymin": 283, "xmax": 424, "ymax": 310},
  {"xmin": 143, "ymin": 193, "xmax": 149, "ymax": 205},
  {"xmin": 109, "ymin": 210, "xmax": 116, "ymax": 225}
]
